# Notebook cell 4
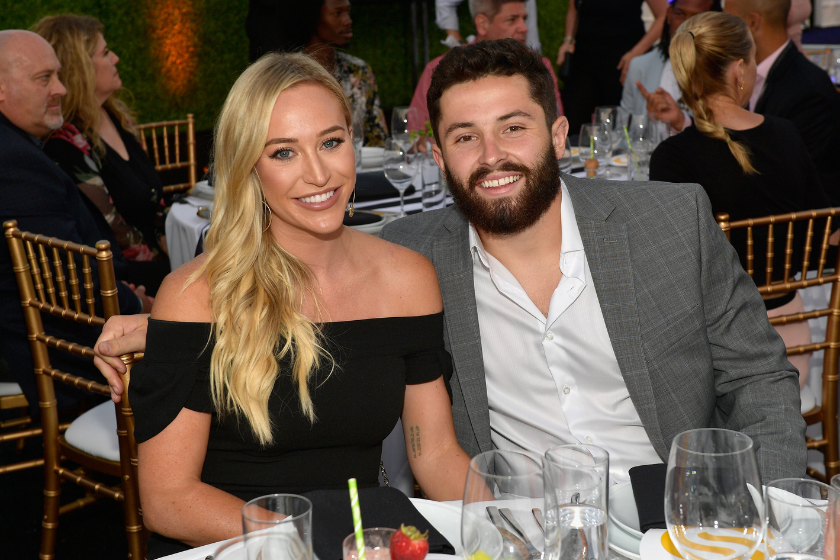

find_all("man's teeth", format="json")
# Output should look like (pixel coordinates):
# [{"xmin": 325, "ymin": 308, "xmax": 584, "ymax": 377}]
[
  {"xmin": 479, "ymin": 175, "xmax": 521, "ymax": 188},
  {"xmin": 298, "ymin": 190, "xmax": 335, "ymax": 203}
]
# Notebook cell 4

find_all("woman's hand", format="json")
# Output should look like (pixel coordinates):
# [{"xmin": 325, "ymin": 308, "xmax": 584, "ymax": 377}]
[
  {"xmin": 638, "ymin": 82, "xmax": 686, "ymax": 131},
  {"xmin": 94, "ymin": 314, "xmax": 150, "ymax": 402},
  {"xmin": 617, "ymin": 48, "xmax": 643, "ymax": 85},
  {"xmin": 556, "ymin": 41, "xmax": 575, "ymax": 66}
]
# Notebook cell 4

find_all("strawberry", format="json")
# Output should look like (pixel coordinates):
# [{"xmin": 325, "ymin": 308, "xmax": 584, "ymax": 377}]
[{"xmin": 389, "ymin": 524, "xmax": 430, "ymax": 560}]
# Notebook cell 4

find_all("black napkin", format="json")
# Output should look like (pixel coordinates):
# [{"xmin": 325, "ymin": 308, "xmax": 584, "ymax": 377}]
[
  {"xmin": 303, "ymin": 487, "xmax": 454, "ymax": 560},
  {"xmin": 628, "ymin": 463, "xmax": 667, "ymax": 532}
]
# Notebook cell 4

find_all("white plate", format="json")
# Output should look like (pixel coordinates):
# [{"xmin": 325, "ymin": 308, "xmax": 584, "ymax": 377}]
[
  {"xmin": 609, "ymin": 516, "xmax": 642, "ymax": 559},
  {"xmin": 610, "ymin": 481, "xmax": 643, "ymax": 539},
  {"xmin": 409, "ymin": 498, "xmax": 463, "ymax": 554},
  {"xmin": 610, "ymin": 155, "xmax": 628, "ymax": 167},
  {"xmin": 350, "ymin": 211, "xmax": 401, "ymax": 235},
  {"xmin": 191, "ymin": 180, "xmax": 215, "ymax": 200},
  {"xmin": 362, "ymin": 147, "xmax": 385, "ymax": 168}
]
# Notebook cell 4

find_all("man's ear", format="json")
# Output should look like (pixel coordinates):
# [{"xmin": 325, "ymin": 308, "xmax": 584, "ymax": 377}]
[
  {"xmin": 432, "ymin": 143, "xmax": 446, "ymax": 176},
  {"xmin": 745, "ymin": 11, "xmax": 761, "ymax": 35},
  {"xmin": 474, "ymin": 13, "xmax": 489, "ymax": 37},
  {"xmin": 551, "ymin": 116, "xmax": 570, "ymax": 160}
]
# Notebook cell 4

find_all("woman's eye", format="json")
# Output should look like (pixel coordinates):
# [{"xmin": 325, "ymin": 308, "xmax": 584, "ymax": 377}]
[
  {"xmin": 272, "ymin": 149, "xmax": 292, "ymax": 159},
  {"xmin": 323, "ymin": 137, "xmax": 344, "ymax": 149}
]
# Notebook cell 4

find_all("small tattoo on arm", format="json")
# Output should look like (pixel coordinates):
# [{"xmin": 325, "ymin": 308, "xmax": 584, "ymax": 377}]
[{"xmin": 410, "ymin": 425, "xmax": 422, "ymax": 458}]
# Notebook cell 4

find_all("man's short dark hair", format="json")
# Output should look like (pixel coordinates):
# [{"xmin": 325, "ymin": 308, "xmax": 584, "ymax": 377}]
[{"xmin": 427, "ymin": 38, "xmax": 557, "ymax": 144}]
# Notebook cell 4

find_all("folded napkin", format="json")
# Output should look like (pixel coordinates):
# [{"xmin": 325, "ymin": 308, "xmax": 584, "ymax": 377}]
[
  {"xmin": 303, "ymin": 487, "xmax": 454, "ymax": 560},
  {"xmin": 629, "ymin": 463, "xmax": 667, "ymax": 532}
]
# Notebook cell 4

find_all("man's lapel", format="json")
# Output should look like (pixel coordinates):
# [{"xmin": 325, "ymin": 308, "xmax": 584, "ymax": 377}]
[
  {"xmin": 564, "ymin": 175, "xmax": 667, "ymax": 459},
  {"xmin": 754, "ymin": 41, "xmax": 796, "ymax": 114},
  {"xmin": 434, "ymin": 210, "xmax": 494, "ymax": 454}
]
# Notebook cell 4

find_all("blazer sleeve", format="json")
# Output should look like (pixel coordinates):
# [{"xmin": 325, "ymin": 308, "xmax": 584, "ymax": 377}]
[{"xmin": 694, "ymin": 185, "xmax": 807, "ymax": 481}]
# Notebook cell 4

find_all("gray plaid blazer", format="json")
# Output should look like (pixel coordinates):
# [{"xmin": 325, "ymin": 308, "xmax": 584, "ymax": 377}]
[{"xmin": 381, "ymin": 173, "xmax": 806, "ymax": 482}]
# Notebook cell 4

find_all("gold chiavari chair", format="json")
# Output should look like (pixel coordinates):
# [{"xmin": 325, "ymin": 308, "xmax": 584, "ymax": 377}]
[
  {"xmin": 717, "ymin": 209, "xmax": 840, "ymax": 481},
  {"xmin": 137, "ymin": 113, "xmax": 197, "ymax": 195},
  {"xmin": 3, "ymin": 220, "xmax": 146, "ymax": 560},
  {"xmin": 804, "ymin": 47, "xmax": 832, "ymax": 71}
]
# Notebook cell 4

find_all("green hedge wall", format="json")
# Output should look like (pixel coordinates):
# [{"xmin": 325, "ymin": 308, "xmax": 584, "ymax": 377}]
[{"xmin": 1, "ymin": 0, "xmax": 568, "ymax": 132}]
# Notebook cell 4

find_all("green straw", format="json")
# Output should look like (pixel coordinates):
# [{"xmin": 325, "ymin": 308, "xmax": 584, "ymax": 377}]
[
  {"xmin": 348, "ymin": 478, "xmax": 366, "ymax": 560},
  {"xmin": 623, "ymin": 125, "xmax": 640, "ymax": 176}
]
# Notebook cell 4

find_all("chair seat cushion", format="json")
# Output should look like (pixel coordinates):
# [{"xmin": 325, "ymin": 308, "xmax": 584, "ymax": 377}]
[
  {"xmin": 801, "ymin": 384, "xmax": 817, "ymax": 415},
  {"xmin": 0, "ymin": 382, "xmax": 23, "ymax": 397},
  {"xmin": 64, "ymin": 401, "xmax": 120, "ymax": 462}
]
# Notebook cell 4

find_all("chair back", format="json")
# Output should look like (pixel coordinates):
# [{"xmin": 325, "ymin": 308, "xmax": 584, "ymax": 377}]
[
  {"xmin": 804, "ymin": 47, "xmax": 832, "ymax": 71},
  {"xmin": 717, "ymin": 209, "xmax": 840, "ymax": 481},
  {"xmin": 3, "ymin": 220, "xmax": 145, "ymax": 559},
  {"xmin": 137, "ymin": 113, "xmax": 197, "ymax": 194}
]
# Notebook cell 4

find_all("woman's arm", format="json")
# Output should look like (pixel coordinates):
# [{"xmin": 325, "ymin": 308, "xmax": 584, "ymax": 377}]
[
  {"xmin": 402, "ymin": 377, "xmax": 471, "ymax": 501},
  {"xmin": 556, "ymin": 0, "xmax": 577, "ymax": 66},
  {"xmin": 617, "ymin": 0, "xmax": 668, "ymax": 84}
]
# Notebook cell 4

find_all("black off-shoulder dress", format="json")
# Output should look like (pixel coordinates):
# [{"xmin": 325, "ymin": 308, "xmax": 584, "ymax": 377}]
[{"xmin": 130, "ymin": 313, "xmax": 453, "ymax": 557}]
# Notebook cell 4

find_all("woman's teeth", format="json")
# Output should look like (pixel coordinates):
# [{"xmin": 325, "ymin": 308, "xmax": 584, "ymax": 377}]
[
  {"xmin": 480, "ymin": 175, "xmax": 521, "ymax": 188},
  {"xmin": 298, "ymin": 190, "xmax": 335, "ymax": 203}
]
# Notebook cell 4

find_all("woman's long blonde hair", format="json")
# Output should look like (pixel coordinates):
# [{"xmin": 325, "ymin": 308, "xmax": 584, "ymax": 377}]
[
  {"xmin": 33, "ymin": 14, "xmax": 135, "ymax": 153},
  {"xmin": 670, "ymin": 12, "xmax": 757, "ymax": 174},
  {"xmin": 191, "ymin": 52, "xmax": 351, "ymax": 446}
]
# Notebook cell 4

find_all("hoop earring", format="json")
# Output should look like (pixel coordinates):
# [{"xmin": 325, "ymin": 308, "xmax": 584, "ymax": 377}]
[
  {"xmin": 263, "ymin": 199, "xmax": 272, "ymax": 231},
  {"xmin": 348, "ymin": 189, "xmax": 356, "ymax": 217},
  {"xmin": 253, "ymin": 167, "xmax": 272, "ymax": 231}
]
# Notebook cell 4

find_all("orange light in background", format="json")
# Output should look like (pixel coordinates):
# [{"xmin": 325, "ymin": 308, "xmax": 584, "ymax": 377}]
[{"xmin": 148, "ymin": 0, "xmax": 198, "ymax": 97}]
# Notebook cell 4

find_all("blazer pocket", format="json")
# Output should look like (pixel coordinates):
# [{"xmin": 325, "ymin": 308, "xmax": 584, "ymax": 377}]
[{"xmin": 642, "ymin": 305, "xmax": 703, "ymax": 361}]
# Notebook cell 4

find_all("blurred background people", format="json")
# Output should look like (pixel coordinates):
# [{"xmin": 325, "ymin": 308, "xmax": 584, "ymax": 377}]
[
  {"xmin": 246, "ymin": 0, "xmax": 387, "ymax": 146},
  {"xmin": 558, "ymin": 0, "xmax": 667, "ymax": 134},
  {"xmin": 410, "ymin": 0, "xmax": 562, "ymax": 131},
  {"xmin": 648, "ymin": 12, "xmax": 830, "ymax": 394},
  {"xmin": 787, "ymin": 0, "xmax": 811, "ymax": 51},
  {"xmin": 435, "ymin": 0, "xmax": 542, "ymax": 50},
  {"xmin": 35, "ymin": 15, "xmax": 170, "ymax": 294}
]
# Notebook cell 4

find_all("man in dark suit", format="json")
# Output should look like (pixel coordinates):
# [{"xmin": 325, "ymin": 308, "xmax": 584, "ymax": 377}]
[
  {"xmin": 0, "ymin": 30, "xmax": 151, "ymax": 410},
  {"xmin": 725, "ymin": 0, "xmax": 840, "ymax": 205}
]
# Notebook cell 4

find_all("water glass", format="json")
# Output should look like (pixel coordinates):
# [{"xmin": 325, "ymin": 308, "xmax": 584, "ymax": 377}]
[
  {"xmin": 343, "ymin": 527, "xmax": 396, "ymax": 560},
  {"xmin": 214, "ymin": 536, "xmax": 247, "ymax": 560},
  {"xmin": 765, "ymin": 478, "xmax": 839, "ymax": 560},
  {"xmin": 627, "ymin": 115, "xmax": 653, "ymax": 181},
  {"xmin": 578, "ymin": 124, "xmax": 610, "ymax": 176},
  {"xmin": 242, "ymin": 494, "xmax": 312, "ymax": 560},
  {"xmin": 383, "ymin": 137, "xmax": 419, "ymax": 216},
  {"xmin": 420, "ymin": 155, "xmax": 445, "ymax": 211},
  {"xmin": 462, "ymin": 450, "xmax": 545, "ymax": 560},
  {"xmin": 543, "ymin": 445, "xmax": 609, "ymax": 560},
  {"xmin": 665, "ymin": 429, "xmax": 764, "ymax": 560}
]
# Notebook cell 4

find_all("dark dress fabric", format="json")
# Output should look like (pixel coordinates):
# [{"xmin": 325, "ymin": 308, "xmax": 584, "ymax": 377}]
[
  {"xmin": 649, "ymin": 116, "xmax": 831, "ymax": 308},
  {"xmin": 130, "ymin": 314, "xmax": 453, "ymax": 558},
  {"xmin": 563, "ymin": 0, "xmax": 646, "ymax": 133}
]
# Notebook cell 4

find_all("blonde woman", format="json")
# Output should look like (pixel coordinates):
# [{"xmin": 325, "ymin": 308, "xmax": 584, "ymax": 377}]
[
  {"xmin": 121, "ymin": 52, "xmax": 469, "ymax": 557},
  {"xmin": 35, "ymin": 15, "xmax": 169, "ymax": 292},
  {"xmin": 649, "ymin": 12, "xmax": 830, "ymax": 390}
]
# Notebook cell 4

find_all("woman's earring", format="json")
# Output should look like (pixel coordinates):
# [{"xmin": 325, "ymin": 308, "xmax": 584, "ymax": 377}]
[
  {"xmin": 348, "ymin": 189, "xmax": 356, "ymax": 217},
  {"xmin": 263, "ymin": 199, "xmax": 272, "ymax": 231}
]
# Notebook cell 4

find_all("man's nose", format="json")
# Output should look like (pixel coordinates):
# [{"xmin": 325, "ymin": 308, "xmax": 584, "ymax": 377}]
[
  {"xmin": 479, "ymin": 136, "xmax": 508, "ymax": 167},
  {"xmin": 54, "ymin": 78, "xmax": 67, "ymax": 97}
]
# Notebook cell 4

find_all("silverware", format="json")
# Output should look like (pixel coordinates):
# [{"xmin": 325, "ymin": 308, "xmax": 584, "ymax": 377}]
[
  {"xmin": 487, "ymin": 506, "xmax": 535, "ymax": 560},
  {"xmin": 486, "ymin": 505, "xmax": 507, "ymax": 529},
  {"xmin": 532, "ymin": 508, "xmax": 545, "ymax": 536},
  {"xmin": 499, "ymin": 507, "xmax": 542, "ymax": 559}
]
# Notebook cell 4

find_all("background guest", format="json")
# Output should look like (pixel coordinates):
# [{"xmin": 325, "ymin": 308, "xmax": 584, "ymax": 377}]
[
  {"xmin": 649, "ymin": 11, "xmax": 831, "ymax": 390},
  {"xmin": 724, "ymin": 0, "xmax": 840, "ymax": 206},
  {"xmin": 35, "ymin": 15, "xmax": 169, "ymax": 294},
  {"xmin": 435, "ymin": 0, "xmax": 542, "ymax": 50},
  {"xmin": 787, "ymin": 0, "xmax": 811, "ymax": 51},
  {"xmin": 558, "ymin": 0, "xmax": 667, "ymax": 133}
]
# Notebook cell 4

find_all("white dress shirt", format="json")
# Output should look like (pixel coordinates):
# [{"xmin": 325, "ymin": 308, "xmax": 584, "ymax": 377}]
[{"xmin": 470, "ymin": 181, "xmax": 661, "ymax": 483}]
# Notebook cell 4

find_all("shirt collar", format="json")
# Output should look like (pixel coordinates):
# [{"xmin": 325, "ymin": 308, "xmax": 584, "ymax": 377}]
[{"xmin": 756, "ymin": 39, "xmax": 789, "ymax": 81}]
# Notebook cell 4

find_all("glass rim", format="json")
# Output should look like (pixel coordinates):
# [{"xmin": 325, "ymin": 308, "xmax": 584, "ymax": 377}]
[
  {"xmin": 765, "ymin": 477, "xmax": 838, "ymax": 506},
  {"xmin": 242, "ymin": 493, "xmax": 313, "ymax": 525},
  {"xmin": 468, "ymin": 449, "xmax": 544, "ymax": 478},
  {"xmin": 672, "ymin": 428, "xmax": 754, "ymax": 456}
]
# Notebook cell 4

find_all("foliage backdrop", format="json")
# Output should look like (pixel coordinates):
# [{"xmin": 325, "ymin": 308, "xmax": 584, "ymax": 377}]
[{"xmin": 1, "ymin": 0, "xmax": 568, "ymax": 132}]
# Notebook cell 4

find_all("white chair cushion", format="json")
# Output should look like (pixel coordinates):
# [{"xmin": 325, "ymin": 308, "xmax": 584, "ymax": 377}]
[
  {"xmin": 801, "ymin": 384, "xmax": 817, "ymax": 415},
  {"xmin": 64, "ymin": 400, "xmax": 120, "ymax": 462},
  {"xmin": 0, "ymin": 382, "xmax": 23, "ymax": 397}
]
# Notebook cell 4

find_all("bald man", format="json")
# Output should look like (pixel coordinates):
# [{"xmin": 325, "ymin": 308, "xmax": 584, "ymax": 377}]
[
  {"xmin": 0, "ymin": 31, "xmax": 150, "ymax": 411},
  {"xmin": 724, "ymin": 0, "xmax": 840, "ymax": 206}
]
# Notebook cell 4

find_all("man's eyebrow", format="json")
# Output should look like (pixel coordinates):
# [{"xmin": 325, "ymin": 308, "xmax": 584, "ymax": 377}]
[
  {"xmin": 498, "ymin": 110, "xmax": 534, "ymax": 121},
  {"xmin": 444, "ymin": 121, "xmax": 475, "ymax": 137},
  {"xmin": 264, "ymin": 125, "xmax": 345, "ymax": 147}
]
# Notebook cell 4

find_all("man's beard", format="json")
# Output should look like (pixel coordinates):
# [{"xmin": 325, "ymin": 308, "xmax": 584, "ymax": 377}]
[
  {"xmin": 443, "ymin": 143, "xmax": 562, "ymax": 236},
  {"xmin": 45, "ymin": 110, "xmax": 64, "ymax": 132}
]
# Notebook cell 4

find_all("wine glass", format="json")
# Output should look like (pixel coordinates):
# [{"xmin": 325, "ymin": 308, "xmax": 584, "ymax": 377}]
[
  {"xmin": 627, "ymin": 115, "xmax": 653, "ymax": 181},
  {"xmin": 557, "ymin": 137, "xmax": 573, "ymax": 174},
  {"xmin": 665, "ymin": 429, "xmax": 764, "ymax": 560},
  {"xmin": 594, "ymin": 106, "xmax": 627, "ymax": 177},
  {"xmin": 391, "ymin": 106, "xmax": 418, "ymax": 149},
  {"xmin": 579, "ymin": 124, "xmax": 610, "ymax": 176},
  {"xmin": 764, "ymin": 478, "xmax": 839, "ymax": 560},
  {"xmin": 462, "ymin": 450, "xmax": 545, "ymax": 560},
  {"xmin": 383, "ymin": 137, "xmax": 419, "ymax": 216},
  {"xmin": 241, "ymin": 494, "xmax": 313, "ymax": 560}
]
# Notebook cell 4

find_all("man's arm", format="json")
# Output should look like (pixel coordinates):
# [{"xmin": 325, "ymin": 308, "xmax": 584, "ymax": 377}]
[{"xmin": 694, "ymin": 186, "xmax": 806, "ymax": 481}]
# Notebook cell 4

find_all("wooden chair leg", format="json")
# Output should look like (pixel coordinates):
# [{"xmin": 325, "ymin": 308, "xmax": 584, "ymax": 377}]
[{"xmin": 40, "ymin": 465, "xmax": 61, "ymax": 560}]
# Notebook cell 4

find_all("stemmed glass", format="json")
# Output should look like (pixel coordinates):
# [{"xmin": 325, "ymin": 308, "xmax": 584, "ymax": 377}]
[
  {"xmin": 383, "ymin": 137, "xmax": 419, "ymax": 216},
  {"xmin": 627, "ymin": 115, "xmax": 653, "ymax": 181},
  {"xmin": 579, "ymin": 124, "xmax": 610, "ymax": 176},
  {"xmin": 462, "ymin": 450, "xmax": 545, "ymax": 560},
  {"xmin": 665, "ymin": 429, "xmax": 764, "ymax": 560},
  {"xmin": 391, "ymin": 106, "xmax": 418, "ymax": 149},
  {"xmin": 594, "ymin": 106, "xmax": 627, "ymax": 176}
]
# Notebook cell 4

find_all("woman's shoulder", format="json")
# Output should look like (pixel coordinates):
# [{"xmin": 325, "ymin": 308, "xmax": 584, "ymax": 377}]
[{"xmin": 151, "ymin": 254, "xmax": 213, "ymax": 323}]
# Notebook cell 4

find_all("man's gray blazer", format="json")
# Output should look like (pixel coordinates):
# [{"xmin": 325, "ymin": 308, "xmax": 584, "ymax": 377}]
[{"xmin": 381, "ymin": 174, "xmax": 806, "ymax": 482}]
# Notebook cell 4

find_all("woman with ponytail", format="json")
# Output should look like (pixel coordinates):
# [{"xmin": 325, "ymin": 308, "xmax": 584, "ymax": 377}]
[
  {"xmin": 125, "ymin": 52, "xmax": 470, "ymax": 557},
  {"xmin": 650, "ymin": 11, "xmax": 830, "ymax": 391}
]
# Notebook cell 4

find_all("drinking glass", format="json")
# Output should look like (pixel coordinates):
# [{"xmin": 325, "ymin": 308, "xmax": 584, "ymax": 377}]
[
  {"xmin": 665, "ymin": 429, "xmax": 764, "ymax": 560},
  {"xmin": 578, "ymin": 124, "xmax": 610, "ymax": 176},
  {"xmin": 594, "ymin": 105, "xmax": 627, "ymax": 176},
  {"xmin": 462, "ymin": 450, "xmax": 545, "ymax": 560},
  {"xmin": 343, "ymin": 527, "xmax": 396, "ymax": 560},
  {"xmin": 391, "ymin": 106, "xmax": 418, "ymax": 149},
  {"xmin": 543, "ymin": 444, "xmax": 609, "ymax": 560},
  {"xmin": 214, "ymin": 536, "xmax": 247, "ymax": 560},
  {"xmin": 764, "ymin": 478, "xmax": 839, "ymax": 560},
  {"xmin": 383, "ymin": 137, "xmax": 419, "ymax": 216},
  {"xmin": 242, "ymin": 494, "xmax": 313, "ymax": 560},
  {"xmin": 420, "ymin": 155, "xmax": 445, "ymax": 211},
  {"xmin": 557, "ymin": 137, "xmax": 573, "ymax": 174},
  {"xmin": 627, "ymin": 115, "xmax": 653, "ymax": 181}
]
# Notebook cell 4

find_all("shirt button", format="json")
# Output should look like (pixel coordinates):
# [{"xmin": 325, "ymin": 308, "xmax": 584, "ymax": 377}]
[
  {"xmin": 563, "ymin": 386, "xmax": 570, "ymax": 395},
  {"xmin": 545, "ymin": 332, "xmax": 554, "ymax": 340},
  {"xmin": 585, "ymin": 436, "xmax": 594, "ymax": 443}
]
